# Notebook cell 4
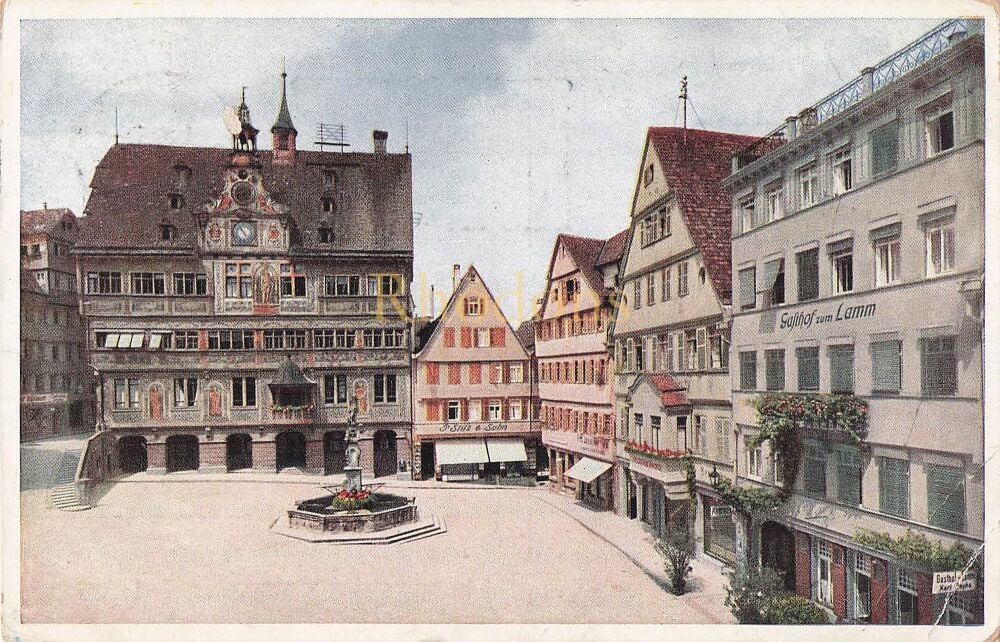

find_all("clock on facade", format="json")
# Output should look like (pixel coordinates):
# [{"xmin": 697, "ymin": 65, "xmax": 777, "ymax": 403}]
[
  {"xmin": 232, "ymin": 181, "xmax": 255, "ymax": 206},
  {"xmin": 232, "ymin": 221, "xmax": 258, "ymax": 246}
]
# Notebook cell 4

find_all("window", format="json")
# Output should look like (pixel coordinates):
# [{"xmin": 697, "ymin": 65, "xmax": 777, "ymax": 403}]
[
  {"xmin": 763, "ymin": 258, "xmax": 784, "ymax": 307},
  {"xmin": 715, "ymin": 418, "xmax": 730, "ymax": 461},
  {"xmin": 921, "ymin": 336, "xmax": 956, "ymax": 396},
  {"xmin": 739, "ymin": 351, "xmax": 757, "ymax": 390},
  {"xmin": 871, "ymin": 121, "xmax": 898, "ymax": 176},
  {"xmin": 871, "ymin": 340, "xmax": 901, "ymax": 394},
  {"xmin": 709, "ymin": 328, "xmax": 729, "ymax": 369},
  {"xmin": 318, "ymin": 226, "xmax": 333, "ymax": 243},
  {"xmin": 632, "ymin": 279, "xmax": 641, "ymax": 309},
  {"xmin": 168, "ymin": 194, "xmax": 184, "ymax": 210},
  {"xmin": 764, "ymin": 349, "xmax": 785, "ymax": 391},
  {"xmin": 509, "ymin": 363, "xmax": 524, "ymax": 384},
  {"xmin": 796, "ymin": 248, "xmax": 819, "ymax": 302},
  {"xmin": 646, "ymin": 274, "xmax": 655, "ymax": 306},
  {"xmin": 798, "ymin": 163, "xmax": 819, "ymax": 208},
  {"xmin": 814, "ymin": 539, "xmax": 833, "ymax": 606},
  {"xmin": 695, "ymin": 415, "xmax": 708, "ymax": 455},
  {"xmin": 113, "ymin": 378, "xmax": 140, "ymax": 410},
  {"xmin": 925, "ymin": 108, "xmax": 955, "ymax": 156},
  {"xmin": 464, "ymin": 296, "xmax": 482, "ymax": 316},
  {"xmin": 828, "ymin": 344, "xmax": 854, "ymax": 394},
  {"xmin": 172, "ymin": 331, "xmax": 199, "ymax": 350},
  {"xmin": 98, "ymin": 331, "xmax": 145, "ymax": 349},
  {"xmin": 896, "ymin": 569, "xmax": 918, "ymax": 624},
  {"xmin": 739, "ymin": 267, "xmax": 756, "ymax": 311},
  {"xmin": 678, "ymin": 261, "xmax": 689, "ymax": 297},
  {"xmin": 280, "ymin": 263, "xmax": 306, "ymax": 297},
  {"xmin": 874, "ymin": 237, "xmax": 901, "ymax": 286},
  {"xmin": 744, "ymin": 435, "xmax": 762, "ymax": 478},
  {"xmin": 739, "ymin": 195, "xmax": 756, "ymax": 234},
  {"xmin": 322, "ymin": 197, "xmax": 335, "ymax": 213},
  {"xmin": 765, "ymin": 183, "xmax": 784, "ymax": 222},
  {"xmin": 375, "ymin": 274, "xmax": 403, "ymax": 296},
  {"xmin": 232, "ymin": 377, "xmax": 257, "ymax": 407},
  {"xmin": 832, "ymin": 248, "xmax": 853, "ymax": 294},
  {"xmin": 374, "ymin": 374, "xmax": 397, "ymax": 404},
  {"xmin": 926, "ymin": 463, "xmax": 965, "ymax": 532},
  {"xmin": 207, "ymin": 330, "xmax": 255, "ymax": 350},
  {"xmin": 837, "ymin": 448, "xmax": 863, "ymax": 505},
  {"xmin": 322, "ymin": 169, "xmax": 337, "ymax": 186},
  {"xmin": 86, "ymin": 271, "xmax": 123, "ymax": 294},
  {"xmin": 831, "ymin": 147, "xmax": 853, "ymax": 194},
  {"xmin": 263, "ymin": 329, "xmax": 306, "ymax": 350},
  {"xmin": 324, "ymin": 374, "xmax": 348, "ymax": 405},
  {"xmin": 173, "ymin": 272, "xmax": 207, "ymax": 296},
  {"xmin": 160, "ymin": 224, "xmax": 177, "ymax": 240},
  {"xmin": 804, "ymin": 441, "xmax": 827, "ymax": 497},
  {"xmin": 661, "ymin": 266, "xmax": 671, "ymax": 301},
  {"xmin": 173, "ymin": 378, "xmax": 198, "ymax": 408},
  {"xmin": 224, "ymin": 262, "xmax": 253, "ymax": 299},
  {"xmin": 488, "ymin": 400, "xmax": 502, "ymax": 421},
  {"xmin": 853, "ymin": 553, "xmax": 872, "ymax": 622},
  {"xmin": 148, "ymin": 332, "xmax": 171, "ymax": 350},
  {"xmin": 634, "ymin": 414, "xmax": 644, "ymax": 443},
  {"xmin": 795, "ymin": 347, "xmax": 820, "ymax": 391},
  {"xmin": 878, "ymin": 456, "xmax": 910, "ymax": 519},
  {"xmin": 325, "ymin": 275, "xmax": 361, "ymax": 297},
  {"xmin": 925, "ymin": 217, "xmax": 955, "ymax": 277},
  {"xmin": 475, "ymin": 328, "xmax": 490, "ymax": 348},
  {"xmin": 643, "ymin": 163, "xmax": 654, "ymax": 186},
  {"xmin": 510, "ymin": 399, "xmax": 523, "ymax": 420}
]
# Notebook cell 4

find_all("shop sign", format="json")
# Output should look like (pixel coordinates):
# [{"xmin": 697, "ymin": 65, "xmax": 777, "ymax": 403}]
[
  {"xmin": 777, "ymin": 301, "xmax": 877, "ymax": 332},
  {"xmin": 932, "ymin": 570, "xmax": 976, "ymax": 594},
  {"xmin": 437, "ymin": 421, "xmax": 517, "ymax": 434},
  {"xmin": 710, "ymin": 505, "xmax": 732, "ymax": 519}
]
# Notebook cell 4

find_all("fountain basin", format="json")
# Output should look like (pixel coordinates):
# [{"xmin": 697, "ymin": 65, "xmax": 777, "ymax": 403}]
[{"xmin": 288, "ymin": 492, "xmax": 419, "ymax": 533}]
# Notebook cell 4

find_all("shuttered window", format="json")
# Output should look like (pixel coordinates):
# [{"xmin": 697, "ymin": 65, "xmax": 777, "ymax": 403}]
[
  {"xmin": 739, "ymin": 267, "xmax": 756, "ymax": 311},
  {"xmin": 878, "ymin": 456, "xmax": 910, "ymax": 519},
  {"xmin": 696, "ymin": 328, "xmax": 708, "ymax": 370},
  {"xmin": 796, "ymin": 248, "xmax": 819, "ymax": 302},
  {"xmin": 926, "ymin": 464, "xmax": 965, "ymax": 532},
  {"xmin": 739, "ymin": 351, "xmax": 757, "ymax": 390},
  {"xmin": 837, "ymin": 448, "xmax": 863, "ymax": 505},
  {"xmin": 828, "ymin": 344, "xmax": 855, "ymax": 394},
  {"xmin": 765, "ymin": 349, "xmax": 785, "ymax": 391},
  {"xmin": 921, "ymin": 336, "xmax": 956, "ymax": 396},
  {"xmin": 871, "ymin": 340, "xmax": 902, "ymax": 394},
  {"xmin": 797, "ymin": 346, "xmax": 820, "ymax": 391},
  {"xmin": 804, "ymin": 441, "xmax": 827, "ymax": 497}
]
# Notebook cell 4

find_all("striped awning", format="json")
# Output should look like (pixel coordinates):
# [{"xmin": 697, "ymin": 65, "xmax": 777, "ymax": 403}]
[
  {"xmin": 485, "ymin": 438, "xmax": 528, "ymax": 462},
  {"xmin": 435, "ymin": 439, "xmax": 489, "ymax": 466}
]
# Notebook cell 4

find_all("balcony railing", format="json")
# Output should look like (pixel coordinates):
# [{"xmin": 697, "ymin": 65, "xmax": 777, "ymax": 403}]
[{"xmin": 268, "ymin": 404, "xmax": 316, "ymax": 423}]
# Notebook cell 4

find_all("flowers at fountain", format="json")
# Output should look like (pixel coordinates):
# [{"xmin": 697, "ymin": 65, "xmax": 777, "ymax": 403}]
[{"xmin": 331, "ymin": 489, "xmax": 374, "ymax": 511}]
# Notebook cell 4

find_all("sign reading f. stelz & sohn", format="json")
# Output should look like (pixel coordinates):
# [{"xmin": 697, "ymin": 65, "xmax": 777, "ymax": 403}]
[{"xmin": 776, "ymin": 300, "xmax": 877, "ymax": 332}]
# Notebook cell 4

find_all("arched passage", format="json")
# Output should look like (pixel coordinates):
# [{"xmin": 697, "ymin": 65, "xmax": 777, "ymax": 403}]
[
  {"xmin": 323, "ymin": 430, "xmax": 346, "ymax": 475},
  {"xmin": 275, "ymin": 430, "xmax": 306, "ymax": 472},
  {"xmin": 165, "ymin": 435, "xmax": 199, "ymax": 473},
  {"xmin": 226, "ymin": 433, "xmax": 253, "ymax": 472},
  {"xmin": 118, "ymin": 435, "xmax": 148, "ymax": 474},
  {"xmin": 373, "ymin": 429, "xmax": 397, "ymax": 478},
  {"xmin": 760, "ymin": 520, "xmax": 796, "ymax": 591}
]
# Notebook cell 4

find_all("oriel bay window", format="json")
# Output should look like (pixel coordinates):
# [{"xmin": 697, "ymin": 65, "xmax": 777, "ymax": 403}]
[
  {"xmin": 280, "ymin": 263, "xmax": 306, "ymax": 298},
  {"xmin": 113, "ymin": 378, "xmax": 140, "ymax": 410},
  {"xmin": 374, "ymin": 374, "xmax": 397, "ymax": 404},
  {"xmin": 323, "ymin": 374, "xmax": 348, "ymax": 405},
  {"xmin": 173, "ymin": 377, "xmax": 198, "ymax": 407},
  {"xmin": 130, "ymin": 272, "xmax": 165, "ymax": 295},
  {"xmin": 225, "ymin": 262, "xmax": 253, "ymax": 299},
  {"xmin": 232, "ymin": 376, "xmax": 257, "ymax": 408},
  {"xmin": 208, "ymin": 330, "xmax": 255, "ymax": 350}
]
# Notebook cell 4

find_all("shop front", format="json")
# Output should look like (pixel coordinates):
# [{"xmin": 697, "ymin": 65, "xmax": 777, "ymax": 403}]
[
  {"xmin": 564, "ymin": 456, "xmax": 614, "ymax": 510},
  {"xmin": 413, "ymin": 420, "xmax": 542, "ymax": 483},
  {"xmin": 543, "ymin": 427, "xmax": 615, "ymax": 510}
]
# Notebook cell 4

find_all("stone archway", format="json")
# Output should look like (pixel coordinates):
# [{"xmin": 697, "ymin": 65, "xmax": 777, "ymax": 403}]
[
  {"xmin": 226, "ymin": 433, "xmax": 253, "ymax": 472},
  {"xmin": 275, "ymin": 430, "xmax": 306, "ymax": 471},
  {"xmin": 323, "ymin": 430, "xmax": 346, "ymax": 475},
  {"xmin": 760, "ymin": 520, "xmax": 796, "ymax": 591},
  {"xmin": 165, "ymin": 435, "xmax": 199, "ymax": 473},
  {"xmin": 118, "ymin": 435, "xmax": 148, "ymax": 474},
  {"xmin": 373, "ymin": 430, "xmax": 397, "ymax": 478}
]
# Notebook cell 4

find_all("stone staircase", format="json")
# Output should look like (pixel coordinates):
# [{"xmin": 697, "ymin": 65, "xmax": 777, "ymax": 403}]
[
  {"xmin": 48, "ymin": 449, "xmax": 89, "ymax": 511},
  {"xmin": 272, "ymin": 513, "xmax": 447, "ymax": 545}
]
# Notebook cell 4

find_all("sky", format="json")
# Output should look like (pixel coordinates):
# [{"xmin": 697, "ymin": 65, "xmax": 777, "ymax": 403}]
[{"xmin": 20, "ymin": 17, "xmax": 940, "ymax": 323}]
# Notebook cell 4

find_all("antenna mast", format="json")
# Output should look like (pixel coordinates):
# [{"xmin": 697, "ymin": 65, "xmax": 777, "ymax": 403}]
[
  {"xmin": 315, "ymin": 123, "xmax": 350, "ymax": 151},
  {"xmin": 114, "ymin": 106, "xmax": 119, "ymax": 145},
  {"xmin": 680, "ymin": 76, "xmax": 688, "ymax": 144}
]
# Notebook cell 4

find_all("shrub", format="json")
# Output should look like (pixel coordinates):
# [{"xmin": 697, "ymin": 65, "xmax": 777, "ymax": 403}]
[
  {"xmin": 724, "ymin": 565, "xmax": 786, "ymax": 624},
  {"xmin": 655, "ymin": 532, "xmax": 694, "ymax": 596},
  {"xmin": 763, "ymin": 595, "xmax": 830, "ymax": 624}
]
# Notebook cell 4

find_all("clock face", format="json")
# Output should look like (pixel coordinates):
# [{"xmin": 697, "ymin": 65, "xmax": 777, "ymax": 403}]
[
  {"xmin": 231, "ymin": 221, "xmax": 258, "ymax": 246},
  {"xmin": 232, "ymin": 181, "xmax": 255, "ymax": 206}
]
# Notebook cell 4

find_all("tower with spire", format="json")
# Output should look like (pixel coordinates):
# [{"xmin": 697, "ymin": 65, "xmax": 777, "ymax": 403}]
[
  {"xmin": 235, "ymin": 87, "xmax": 259, "ymax": 153},
  {"xmin": 271, "ymin": 66, "xmax": 297, "ymax": 166}
]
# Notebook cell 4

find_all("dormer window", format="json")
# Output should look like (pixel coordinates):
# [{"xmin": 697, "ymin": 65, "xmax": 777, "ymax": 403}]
[
  {"xmin": 322, "ymin": 197, "xmax": 336, "ymax": 213},
  {"xmin": 160, "ymin": 224, "xmax": 177, "ymax": 241},
  {"xmin": 168, "ymin": 194, "xmax": 184, "ymax": 210},
  {"xmin": 318, "ymin": 226, "xmax": 334, "ymax": 243}
]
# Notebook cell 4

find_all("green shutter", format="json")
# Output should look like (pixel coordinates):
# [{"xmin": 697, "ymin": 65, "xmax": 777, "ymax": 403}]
[
  {"xmin": 872, "ymin": 340, "xmax": 901, "ymax": 393},
  {"xmin": 837, "ymin": 449, "xmax": 862, "ymax": 505},
  {"xmin": 878, "ymin": 457, "xmax": 909, "ymax": 518},
  {"xmin": 926, "ymin": 464, "xmax": 965, "ymax": 532},
  {"xmin": 829, "ymin": 345, "xmax": 855, "ymax": 394}
]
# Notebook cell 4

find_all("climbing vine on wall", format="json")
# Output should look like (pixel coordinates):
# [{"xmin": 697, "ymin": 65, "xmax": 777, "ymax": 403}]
[{"xmin": 853, "ymin": 528, "xmax": 976, "ymax": 572}]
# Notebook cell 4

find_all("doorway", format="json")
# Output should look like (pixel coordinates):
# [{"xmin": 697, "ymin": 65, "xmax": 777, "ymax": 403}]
[
  {"xmin": 118, "ymin": 435, "xmax": 148, "ymax": 474},
  {"xmin": 226, "ymin": 433, "xmax": 253, "ymax": 472},
  {"xmin": 420, "ymin": 441, "xmax": 435, "ymax": 480},
  {"xmin": 760, "ymin": 521, "xmax": 796, "ymax": 591},
  {"xmin": 323, "ymin": 430, "xmax": 346, "ymax": 475},
  {"xmin": 275, "ymin": 431, "xmax": 306, "ymax": 471},
  {"xmin": 165, "ymin": 435, "xmax": 199, "ymax": 473},
  {"xmin": 373, "ymin": 430, "xmax": 397, "ymax": 478}
]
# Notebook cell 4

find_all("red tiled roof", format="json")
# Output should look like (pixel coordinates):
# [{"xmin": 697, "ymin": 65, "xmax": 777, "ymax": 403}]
[
  {"xmin": 514, "ymin": 319, "xmax": 536, "ymax": 351},
  {"xmin": 558, "ymin": 233, "xmax": 607, "ymax": 297},
  {"xmin": 78, "ymin": 143, "xmax": 412, "ymax": 253},
  {"xmin": 596, "ymin": 228, "xmax": 629, "ymax": 267},
  {"xmin": 647, "ymin": 372, "xmax": 689, "ymax": 407},
  {"xmin": 21, "ymin": 208, "xmax": 77, "ymax": 238},
  {"xmin": 647, "ymin": 127, "xmax": 760, "ymax": 305}
]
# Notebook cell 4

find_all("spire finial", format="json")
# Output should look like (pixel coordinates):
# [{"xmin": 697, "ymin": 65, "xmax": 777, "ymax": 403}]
[{"xmin": 271, "ymin": 65, "xmax": 296, "ymax": 134}]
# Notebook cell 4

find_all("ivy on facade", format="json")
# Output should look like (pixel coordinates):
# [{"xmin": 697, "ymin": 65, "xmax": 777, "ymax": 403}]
[
  {"xmin": 852, "ymin": 528, "xmax": 975, "ymax": 572},
  {"xmin": 714, "ymin": 477, "xmax": 783, "ymax": 514}
]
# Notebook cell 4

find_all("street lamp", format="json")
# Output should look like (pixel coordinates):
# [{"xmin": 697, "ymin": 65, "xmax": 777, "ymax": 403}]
[{"xmin": 708, "ymin": 464, "xmax": 721, "ymax": 488}]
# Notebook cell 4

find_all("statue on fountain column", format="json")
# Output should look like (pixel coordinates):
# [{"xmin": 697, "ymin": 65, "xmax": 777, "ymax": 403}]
[{"xmin": 343, "ymin": 396, "xmax": 363, "ymax": 491}]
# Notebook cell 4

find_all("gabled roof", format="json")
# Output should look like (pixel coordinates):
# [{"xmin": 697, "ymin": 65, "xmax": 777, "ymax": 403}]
[
  {"xmin": 514, "ymin": 319, "xmax": 536, "ymax": 352},
  {"xmin": 595, "ymin": 228, "xmax": 629, "ymax": 267},
  {"xmin": 21, "ymin": 208, "xmax": 77, "ymax": 238},
  {"xmin": 78, "ymin": 143, "xmax": 411, "ymax": 253},
  {"xmin": 641, "ymin": 127, "xmax": 760, "ymax": 304},
  {"xmin": 630, "ymin": 372, "xmax": 690, "ymax": 408},
  {"xmin": 413, "ymin": 316, "xmax": 439, "ymax": 354},
  {"xmin": 538, "ymin": 229, "xmax": 627, "ymax": 319}
]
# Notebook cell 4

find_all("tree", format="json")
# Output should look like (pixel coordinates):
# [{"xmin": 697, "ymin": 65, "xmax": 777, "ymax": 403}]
[
  {"xmin": 655, "ymin": 527, "xmax": 695, "ymax": 596},
  {"xmin": 724, "ymin": 565, "xmax": 785, "ymax": 624}
]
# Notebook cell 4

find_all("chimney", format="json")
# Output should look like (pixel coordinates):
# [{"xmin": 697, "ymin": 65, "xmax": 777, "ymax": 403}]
[
  {"xmin": 452, "ymin": 264, "xmax": 461, "ymax": 292},
  {"xmin": 430, "ymin": 285, "xmax": 436, "ymax": 318},
  {"xmin": 43, "ymin": 202, "xmax": 47, "ymax": 210},
  {"xmin": 373, "ymin": 130, "xmax": 388, "ymax": 154},
  {"xmin": 784, "ymin": 116, "xmax": 798, "ymax": 141}
]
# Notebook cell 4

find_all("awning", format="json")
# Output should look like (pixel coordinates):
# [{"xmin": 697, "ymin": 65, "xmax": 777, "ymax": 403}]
[
  {"xmin": 435, "ymin": 439, "xmax": 489, "ymax": 466},
  {"xmin": 485, "ymin": 438, "xmax": 528, "ymax": 462},
  {"xmin": 564, "ymin": 457, "xmax": 612, "ymax": 483}
]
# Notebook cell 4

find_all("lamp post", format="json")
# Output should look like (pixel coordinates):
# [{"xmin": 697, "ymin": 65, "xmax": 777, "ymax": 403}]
[{"xmin": 709, "ymin": 464, "xmax": 721, "ymax": 488}]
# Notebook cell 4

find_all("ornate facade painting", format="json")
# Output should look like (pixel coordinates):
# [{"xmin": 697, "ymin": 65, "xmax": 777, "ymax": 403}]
[
  {"xmin": 353, "ymin": 378, "xmax": 369, "ymax": 415},
  {"xmin": 148, "ymin": 384, "xmax": 164, "ymax": 420},
  {"xmin": 253, "ymin": 262, "xmax": 278, "ymax": 306},
  {"xmin": 208, "ymin": 384, "xmax": 223, "ymax": 417}
]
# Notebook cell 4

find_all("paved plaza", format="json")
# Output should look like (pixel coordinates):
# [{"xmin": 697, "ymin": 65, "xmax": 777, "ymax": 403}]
[{"xmin": 19, "ymin": 477, "xmax": 734, "ymax": 624}]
